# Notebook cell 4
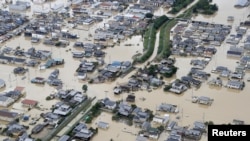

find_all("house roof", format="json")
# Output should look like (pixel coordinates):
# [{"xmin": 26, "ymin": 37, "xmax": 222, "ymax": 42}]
[
  {"xmin": 103, "ymin": 98, "xmax": 116, "ymax": 106},
  {"xmin": 100, "ymin": 2, "xmax": 113, "ymax": 7},
  {"xmin": 21, "ymin": 99, "xmax": 38, "ymax": 106},
  {"xmin": 14, "ymin": 86, "xmax": 25, "ymax": 92},
  {"xmin": 136, "ymin": 135, "xmax": 148, "ymax": 141},
  {"xmin": 0, "ymin": 95, "xmax": 12, "ymax": 102},
  {"xmin": 0, "ymin": 79, "xmax": 5, "ymax": 86},
  {"xmin": 58, "ymin": 135, "xmax": 70, "ymax": 141},
  {"xmin": 235, "ymin": 0, "xmax": 249, "ymax": 6},
  {"xmin": 97, "ymin": 121, "xmax": 109, "ymax": 128},
  {"xmin": 198, "ymin": 96, "xmax": 211, "ymax": 101},
  {"xmin": 0, "ymin": 110, "xmax": 18, "ymax": 118}
]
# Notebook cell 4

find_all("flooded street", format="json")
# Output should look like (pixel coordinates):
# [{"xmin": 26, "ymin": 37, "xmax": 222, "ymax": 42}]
[
  {"xmin": 91, "ymin": 112, "xmax": 140, "ymax": 141},
  {"xmin": 0, "ymin": 0, "xmax": 250, "ymax": 140}
]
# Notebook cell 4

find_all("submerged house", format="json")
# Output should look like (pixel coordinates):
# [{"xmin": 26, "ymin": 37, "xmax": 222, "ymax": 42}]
[
  {"xmin": 21, "ymin": 99, "xmax": 38, "ymax": 108},
  {"xmin": 73, "ymin": 123, "xmax": 94, "ymax": 140},
  {"xmin": 76, "ymin": 61, "xmax": 96, "ymax": 73},
  {"xmin": 227, "ymin": 47, "xmax": 244, "ymax": 58},
  {"xmin": 193, "ymin": 121, "xmax": 206, "ymax": 132},
  {"xmin": 157, "ymin": 103, "xmax": 178, "ymax": 113},
  {"xmin": 0, "ymin": 110, "xmax": 19, "ymax": 122},
  {"xmin": 226, "ymin": 80, "xmax": 244, "ymax": 90},
  {"xmin": 53, "ymin": 104, "xmax": 72, "ymax": 116},
  {"xmin": 6, "ymin": 123, "xmax": 26, "ymax": 137},
  {"xmin": 97, "ymin": 121, "xmax": 109, "ymax": 129},
  {"xmin": 0, "ymin": 95, "xmax": 15, "ymax": 107},
  {"xmin": 234, "ymin": 0, "xmax": 250, "ymax": 7},
  {"xmin": 42, "ymin": 58, "xmax": 64, "ymax": 69},
  {"xmin": 101, "ymin": 97, "xmax": 117, "ymax": 110},
  {"xmin": 133, "ymin": 111, "xmax": 149, "ymax": 124},
  {"xmin": 184, "ymin": 129, "xmax": 202, "ymax": 140},
  {"xmin": 197, "ymin": 96, "xmax": 213, "ymax": 105},
  {"xmin": 211, "ymin": 66, "xmax": 229, "ymax": 73},
  {"xmin": 0, "ymin": 56, "xmax": 26, "ymax": 64},
  {"xmin": 207, "ymin": 78, "xmax": 223, "ymax": 86},
  {"xmin": 169, "ymin": 82, "xmax": 188, "ymax": 94},
  {"xmin": 118, "ymin": 102, "xmax": 133, "ymax": 116}
]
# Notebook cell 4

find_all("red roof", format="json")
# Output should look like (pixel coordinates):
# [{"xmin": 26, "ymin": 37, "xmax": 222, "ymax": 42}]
[
  {"xmin": 21, "ymin": 99, "xmax": 38, "ymax": 106},
  {"xmin": 0, "ymin": 110, "xmax": 18, "ymax": 118},
  {"xmin": 14, "ymin": 86, "xmax": 25, "ymax": 92},
  {"xmin": 100, "ymin": 2, "xmax": 112, "ymax": 7}
]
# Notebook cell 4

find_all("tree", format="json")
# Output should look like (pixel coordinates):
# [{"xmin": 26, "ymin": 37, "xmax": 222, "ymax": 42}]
[
  {"xmin": 145, "ymin": 13, "xmax": 154, "ymax": 19},
  {"xmin": 210, "ymin": 4, "xmax": 218, "ymax": 11},
  {"xmin": 82, "ymin": 84, "xmax": 88, "ymax": 92},
  {"xmin": 193, "ymin": 7, "xmax": 198, "ymax": 13},
  {"xmin": 157, "ymin": 125, "xmax": 165, "ymax": 132},
  {"xmin": 205, "ymin": 121, "xmax": 214, "ymax": 126}
]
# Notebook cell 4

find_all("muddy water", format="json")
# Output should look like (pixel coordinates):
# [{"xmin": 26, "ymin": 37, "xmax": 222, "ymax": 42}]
[
  {"xmin": 91, "ymin": 112, "xmax": 140, "ymax": 141},
  {"xmin": 0, "ymin": 1, "xmax": 144, "ymax": 139},
  {"xmin": 88, "ymin": 1, "xmax": 250, "ymax": 141},
  {"xmin": 0, "ymin": 0, "xmax": 250, "ymax": 141},
  {"xmin": 192, "ymin": 0, "xmax": 250, "ymax": 25}
]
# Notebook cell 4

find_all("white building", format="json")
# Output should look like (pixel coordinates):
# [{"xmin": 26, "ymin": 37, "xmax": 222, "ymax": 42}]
[
  {"xmin": 0, "ymin": 95, "xmax": 15, "ymax": 107},
  {"xmin": 53, "ymin": 104, "xmax": 72, "ymax": 116},
  {"xmin": 152, "ymin": 114, "xmax": 169, "ymax": 125}
]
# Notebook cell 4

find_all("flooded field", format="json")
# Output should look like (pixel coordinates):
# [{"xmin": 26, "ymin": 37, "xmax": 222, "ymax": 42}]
[{"xmin": 0, "ymin": 0, "xmax": 250, "ymax": 141}]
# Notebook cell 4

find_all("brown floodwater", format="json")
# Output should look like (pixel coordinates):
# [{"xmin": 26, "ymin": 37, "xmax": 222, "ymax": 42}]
[{"xmin": 0, "ymin": 0, "xmax": 250, "ymax": 141}]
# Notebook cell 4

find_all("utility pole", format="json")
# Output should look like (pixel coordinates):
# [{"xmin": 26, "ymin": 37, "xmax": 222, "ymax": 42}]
[
  {"xmin": 104, "ymin": 90, "xmax": 108, "ymax": 98},
  {"xmin": 203, "ymin": 112, "xmax": 205, "ymax": 122},
  {"xmin": 192, "ymin": 87, "xmax": 193, "ymax": 97},
  {"xmin": 9, "ymin": 74, "xmax": 12, "ymax": 88},
  {"xmin": 181, "ymin": 108, "xmax": 183, "ymax": 126}
]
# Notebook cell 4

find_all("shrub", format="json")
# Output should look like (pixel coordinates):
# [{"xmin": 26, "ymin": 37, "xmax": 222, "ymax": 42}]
[
  {"xmin": 164, "ymin": 85, "xmax": 172, "ymax": 91},
  {"xmin": 46, "ymin": 96, "xmax": 51, "ymax": 100},
  {"xmin": 153, "ymin": 15, "xmax": 169, "ymax": 30},
  {"xmin": 88, "ymin": 79, "xmax": 94, "ymax": 84},
  {"xmin": 82, "ymin": 84, "xmax": 88, "ymax": 92}
]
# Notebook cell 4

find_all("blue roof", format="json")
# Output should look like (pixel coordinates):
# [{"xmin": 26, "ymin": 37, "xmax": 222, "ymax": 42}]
[{"xmin": 111, "ymin": 61, "xmax": 122, "ymax": 66}]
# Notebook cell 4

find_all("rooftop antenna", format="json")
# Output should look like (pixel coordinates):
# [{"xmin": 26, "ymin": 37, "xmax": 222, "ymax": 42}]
[{"xmin": 155, "ymin": 104, "xmax": 158, "ymax": 115}]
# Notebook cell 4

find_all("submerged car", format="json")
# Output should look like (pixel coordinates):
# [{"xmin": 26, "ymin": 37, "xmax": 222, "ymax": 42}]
[
  {"xmin": 31, "ymin": 77, "xmax": 46, "ymax": 84},
  {"xmin": 48, "ymin": 69, "xmax": 60, "ymax": 79},
  {"xmin": 13, "ymin": 67, "xmax": 28, "ymax": 74},
  {"xmin": 31, "ymin": 37, "xmax": 40, "ymax": 43},
  {"xmin": 47, "ymin": 79, "xmax": 63, "ymax": 86},
  {"xmin": 26, "ymin": 60, "xmax": 40, "ymax": 67}
]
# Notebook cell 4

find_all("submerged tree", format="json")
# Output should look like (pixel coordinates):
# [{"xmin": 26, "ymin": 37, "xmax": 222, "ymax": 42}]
[{"xmin": 82, "ymin": 84, "xmax": 88, "ymax": 93}]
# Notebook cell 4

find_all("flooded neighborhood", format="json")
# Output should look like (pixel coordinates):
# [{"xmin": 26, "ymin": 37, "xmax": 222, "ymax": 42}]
[{"xmin": 0, "ymin": 0, "xmax": 249, "ymax": 141}]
